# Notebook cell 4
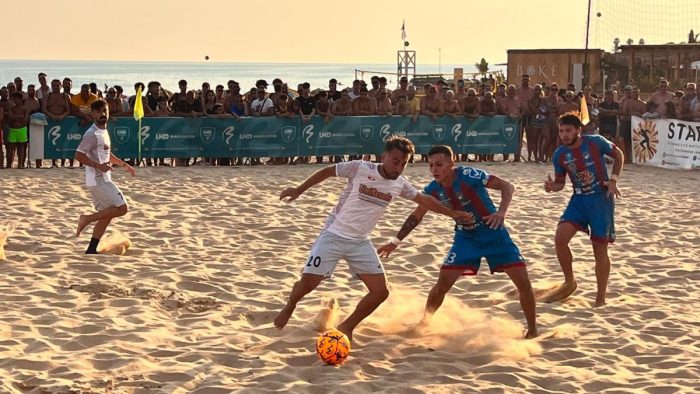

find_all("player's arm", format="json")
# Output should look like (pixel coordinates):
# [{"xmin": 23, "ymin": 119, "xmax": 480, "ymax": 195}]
[
  {"xmin": 607, "ymin": 144, "xmax": 624, "ymax": 198},
  {"xmin": 544, "ymin": 173, "xmax": 566, "ymax": 193},
  {"xmin": 413, "ymin": 193, "xmax": 470, "ymax": 222},
  {"xmin": 280, "ymin": 165, "xmax": 336, "ymax": 202},
  {"xmin": 377, "ymin": 205, "xmax": 428, "ymax": 258},
  {"xmin": 74, "ymin": 152, "xmax": 111, "ymax": 173},
  {"xmin": 109, "ymin": 153, "xmax": 136, "ymax": 176},
  {"xmin": 484, "ymin": 176, "xmax": 514, "ymax": 229}
]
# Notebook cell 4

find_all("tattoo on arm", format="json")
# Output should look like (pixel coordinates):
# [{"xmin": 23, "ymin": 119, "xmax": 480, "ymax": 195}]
[{"xmin": 397, "ymin": 214, "xmax": 422, "ymax": 241}]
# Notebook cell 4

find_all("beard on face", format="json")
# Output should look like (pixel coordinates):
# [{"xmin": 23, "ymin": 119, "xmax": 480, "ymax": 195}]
[
  {"xmin": 97, "ymin": 116, "xmax": 108, "ymax": 126},
  {"xmin": 563, "ymin": 135, "xmax": 579, "ymax": 146}
]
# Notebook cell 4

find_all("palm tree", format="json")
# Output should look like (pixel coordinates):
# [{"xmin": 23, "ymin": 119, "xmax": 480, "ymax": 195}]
[
  {"xmin": 626, "ymin": 38, "xmax": 634, "ymax": 46},
  {"xmin": 475, "ymin": 58, "xmax": 489, "ymax": 76},
  {"xmin": 689, "ymin": 29, "xmax": 699, "ymax": 43}
]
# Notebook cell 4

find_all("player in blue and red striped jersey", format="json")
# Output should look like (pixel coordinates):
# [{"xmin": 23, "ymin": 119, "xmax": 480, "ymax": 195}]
[
  {"xmin": 378, "ymin": 145, "xmax": 537, "ymax": 338},
  {"xmin": 543, "ymin": 112, "xmax": 624, "ymax": 307}
]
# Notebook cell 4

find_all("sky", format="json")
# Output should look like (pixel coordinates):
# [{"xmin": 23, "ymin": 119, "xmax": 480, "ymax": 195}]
[{"xmin": 3, "ymin": 0, "xmax": 690, "ymax": 65}]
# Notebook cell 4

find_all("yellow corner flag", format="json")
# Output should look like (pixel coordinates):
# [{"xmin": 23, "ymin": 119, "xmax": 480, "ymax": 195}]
[
  {"xmin": 133, "ymin": 86, "xmax": 144, "ymax": 121},
  {"xmin": 133, "ymin": 85, "xmax": 144, "ymax": 162},
  {"xmin": 580, "ymin": 95, "xmax": 590, "ymax": 125}
]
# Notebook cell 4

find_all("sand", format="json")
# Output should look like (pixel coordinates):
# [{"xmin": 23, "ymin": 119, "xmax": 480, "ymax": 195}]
[{"xmin": 0, "ymin": 162, "xmax": 699, "ymax": 393}]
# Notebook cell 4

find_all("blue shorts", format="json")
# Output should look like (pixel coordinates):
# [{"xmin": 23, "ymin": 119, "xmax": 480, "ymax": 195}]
[
  {"xmin": 560, "ymin": 193, "xmax": 615, "ymax": 243},
  {"xmin": 442, "ymin": 227, "xmax": 525, "ymax": 276}
]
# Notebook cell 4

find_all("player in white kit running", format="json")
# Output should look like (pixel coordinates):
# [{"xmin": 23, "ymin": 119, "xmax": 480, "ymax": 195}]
[
  {"xmin": 273, "ymin": 137, "xmax": 473, "ymax": 342},
  {"xmin": 74, "ymin": 99, "xmax": 135, "ymax": 254}
]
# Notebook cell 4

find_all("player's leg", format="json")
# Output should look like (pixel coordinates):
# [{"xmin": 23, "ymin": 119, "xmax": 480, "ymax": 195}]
[
  {"xmin": 337, "ymin": 238, "xmax": 391, "ymax": 341},
  {"xmin": 421, "ymin": 268, "xmax": 463, "ymax": 323},
  {"xmin": 588, "ymin": 194, "xmax": 615, "ymax": 307},
  {"xmin": 274, "ymin": 231, "xmax": 340, "ymax": 329},
  {"xmin": 77, "ymin": 183, "xmax": 129, "ymax": 237},
  {"xmin": 274, "ymin": 273, "xmax": 325, "ymax": 329},
  {"xmin": 337, "ymin": 273, "xmax": 389, "ymax": 342},
  {"xmin": 503, "ymin": 265, "xmax": 537, "ymax": 338},
  {"xmin": 542, "ymin": 220, "xmax": 581, "ymax": 303}
]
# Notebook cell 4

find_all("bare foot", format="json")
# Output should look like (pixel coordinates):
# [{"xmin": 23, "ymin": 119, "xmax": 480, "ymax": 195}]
[
  {"xmin": 76, "ymin": 215, "xmax": 90, "ymax": 237},
  {"xmin": 525, "ymin": 327, "xmax": 539, "ymax": 339},
  {"xmin": 541, "ymin": 281, "xmax": 578, "ymax": 303},
  {"xmin": 336, "ymin": 322, "xmax": 353, "ymax": 343},
  {"xmin": 274, "ymin": 306, "xmax": 294, "ymax": 329}
]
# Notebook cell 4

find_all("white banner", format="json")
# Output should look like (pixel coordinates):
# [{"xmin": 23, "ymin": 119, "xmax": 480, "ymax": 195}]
[{"xmin": 631, "ymin": 116, "xmax": 700, "ymax": 170}]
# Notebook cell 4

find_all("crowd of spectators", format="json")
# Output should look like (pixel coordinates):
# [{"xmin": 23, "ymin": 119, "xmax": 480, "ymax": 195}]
[{"xmin": 1, "ymin": 72, "xmax": 695, "ymax": 168}]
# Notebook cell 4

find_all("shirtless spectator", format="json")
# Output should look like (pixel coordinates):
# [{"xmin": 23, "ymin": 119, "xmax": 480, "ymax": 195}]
[
  {"xmin": 153, "ymin": 97, "xmax": 172, "ymax": 116},
  {"xmin": 391, "ymin": 76, "xmax": 409, "ymax": 103},
  {"xmin": 24, "ymin": 85, "xmax": 40, "ymax": 114},
  {"xmin": 477, "ymin": 91, "xmax": 497, "ymax": 116},
  {"xmin": 454, "ymin": 79, "xmax": 468, "ymax": 103},
  {"xmin": 558, "ymin": 91, "xmax": 579, "ymax": 114},
  {"xmin": 169, "ymin": 79, "xmax": 189, "ymax": 113},
  {"xmin": 275, "ymin": 95, "xmax": 294, "ymax": 118},
  {"xmin": 215, "ymin": 85, "xmax": 226, "ymax": 104},
  {"xmin": 352, "ymin": 88, "xmax": 376, "ymax": 115},
  {"xmin": 378, "ymin": 77, "xmax": 392, "ymax": 97},
  {"xmin": 42, "ymin": 80, "xmax": 71, "ymax": 167},
  {"xmin": 649, "ymin": 79, "xmax": 674, "ymax": 118},
  {"xmin": 7, "ymin": 93, "xmax": 28, "ymax": 168},
  {"xmin": 332, "ymin": 90, "xmax": 353, "ymax": 116},
  {"xmin": 394, "ymin": 95, "xmax": 410, "ymax": 116},
  {"xmin": 442, "ymin": 90, "xmax": 461, "ymax": 119},
  {"xmin": 462, "ymin": 88, "xmax": 480, "ymax": 120},
  {"xmin": 499, "ymin": 85, "xmax": 524, "ymax": 161},
  {"xmin": 14, "ymin": 77, "xmax": 26, "ymax": 99},
  {"xmin": 0, "ymin": 87, "xmax": 10, "ymax": 168},
  {"xmin": 375, "ymin": 89, "xmax": 393, "ymax": 116},
  {"xmin": 114, "ymin": 85, "xmax": 129, "ymax": 112},
  {"xmin": 368, "ymin": 76, "xmax": 380, "ymax": 99},
  {"xmin": 269, "ymin": 78, "xmax": 285, "ymax": 106},
  {"xmin": 62, "ymin": 78, "xmax": 73, "ymax": 97},
  {"xmin": 71, "ymin": 84, "xmax": 99, "ymax": 126},
  {"xmin": 105, "ymin": 87, "xmax": 124, "ymax": 116},
  {"xmin": 36, "ymin": 73, "xmax": 50, "ymax": 102},
  {"xmin": 421, "ymin": 85, "xmax": 444, "ymax": 121},
  {"xmin": 316, "ymin": 91, "xmax": 333, "ymax": 122},
  {"xmin": 620, "ymin": 87, "xmax": 646, "ymax": 163}
]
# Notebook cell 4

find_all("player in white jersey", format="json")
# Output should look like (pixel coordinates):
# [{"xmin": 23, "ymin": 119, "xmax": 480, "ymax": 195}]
[
  {"xmin": 273, "ymin": 137, "xmax": 473, "ymax": 342},
  {"xmin": 74, "ymin": 99, "xmax": 135, "ymax": 254}
]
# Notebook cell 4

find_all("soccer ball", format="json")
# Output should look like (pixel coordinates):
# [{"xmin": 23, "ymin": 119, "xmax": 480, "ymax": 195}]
[{"xmin": 316, "ymin": 329, "xmax": 351, "ymax": 365}]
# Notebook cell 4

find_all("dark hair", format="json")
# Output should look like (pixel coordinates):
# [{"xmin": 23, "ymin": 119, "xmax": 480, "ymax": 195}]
[
  {"xmin": 134, "ymin": 82, "xmax": 145, "ymax": 91},
  {"xmin": 384, "ymin": 136, "xmax": 415, "ymax": 155},
  {"xmin": 10, "ymin": 92, "xmax": 23, "ymax": 100},
  {"xmin": 90, "ymin": 99, "xmax": 107, "ymax": 112},
  {"xmin": 558, "ymin": 112, "xmax": 583, "ymax": 128},
  {"xmin": 427, "ymin": 145, "xmax": 454, "ymax": 158}
]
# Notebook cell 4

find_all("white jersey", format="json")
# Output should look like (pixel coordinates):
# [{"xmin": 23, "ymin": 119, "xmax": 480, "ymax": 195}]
[
  {"xmin": 76, "ymin": 124, "xmax": 112, "ymax": 187},
  {"xmin": 324, "ymin": 160, "xmax": 418, "ymax": 240}
]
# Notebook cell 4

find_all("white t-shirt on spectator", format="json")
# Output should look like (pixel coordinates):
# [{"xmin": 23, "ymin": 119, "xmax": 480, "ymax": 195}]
[{"xmin": 251, "ymin": 98, "xmax": 273, "ymax": 114}]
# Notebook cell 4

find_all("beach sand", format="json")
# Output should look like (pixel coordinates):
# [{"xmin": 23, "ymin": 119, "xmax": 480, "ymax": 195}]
[{"xmin": 0, "ymin": 162, "xmax": 699, "ymax": 393}]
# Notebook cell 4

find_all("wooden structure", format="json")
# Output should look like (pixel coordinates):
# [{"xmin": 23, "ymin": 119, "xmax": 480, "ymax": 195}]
[{"xmin": 507, "ymin": 49, "xmax": 604, "ymax": 90}]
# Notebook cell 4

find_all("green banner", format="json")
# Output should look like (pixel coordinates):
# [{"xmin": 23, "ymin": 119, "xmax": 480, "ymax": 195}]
[{"xmin": 43, "ymin": 115, "xmax": 519, "ymax": 159}]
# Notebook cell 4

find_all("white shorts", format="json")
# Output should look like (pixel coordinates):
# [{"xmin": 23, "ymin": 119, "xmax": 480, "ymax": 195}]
[
  {"xmin": 88, "ymin": 181, "xmax": 127, "ymax": 211},
  {"xmin": 302, "ymin": 230, "xmax": 384, "ymax": 278}
]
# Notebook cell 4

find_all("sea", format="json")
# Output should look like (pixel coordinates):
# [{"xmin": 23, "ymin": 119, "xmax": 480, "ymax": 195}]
[{"xmin": 0, "ymin": 59, "xmax": 506, "ymax": 93}]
